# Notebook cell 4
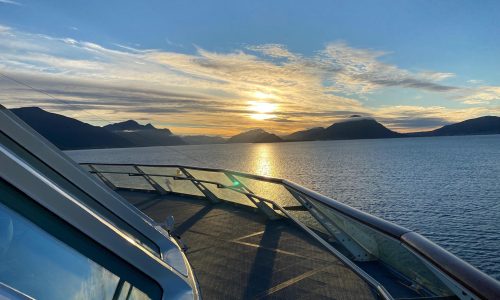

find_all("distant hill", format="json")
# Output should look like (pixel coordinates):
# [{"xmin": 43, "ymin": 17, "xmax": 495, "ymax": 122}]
[
  {"xmin": 319, "ymin": 117, "xmax": 401, "ymax": 140},
  {"xmin": 104, "ymin": 120, "xmax": 185, "ymax": 146},
  {"xmin": 283, "ymin": 127, "xmax": 324, "ymax": 141},
  {"xmin": 11, "ymin": 107, "xmax": 186, "ymax": 149},
  {"xmin": 227, "ymin": 129, "xmax": 283, "ymax": 143},
  {"xmin": 182, "ymin": 135, "xmax": 227, "ymax": 145},
  {"xmin": 103, "ymin": 120, "xmax": 156, "ymax": 131},
  {"xmin": 408, "ymin": 116, "xmax": 500, "ymax": 137},
  {"xmin": 285, "ymin": 117, "xmax": 401, "ymax": 141},
  {"xmin": 11, "ymin": 107, "xmax": 134, "ymax": 150}
]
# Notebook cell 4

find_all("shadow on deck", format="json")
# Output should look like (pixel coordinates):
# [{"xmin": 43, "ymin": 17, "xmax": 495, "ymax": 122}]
[{"xmin": 119, "ymin": 190, "xmax": 378, "ymax": 300}]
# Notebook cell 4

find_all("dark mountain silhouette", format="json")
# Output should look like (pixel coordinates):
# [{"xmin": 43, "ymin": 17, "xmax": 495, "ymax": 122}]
[
  {"xmin": 103, "ymin": 120, "xmax": 185, "ymax": 146},
  {"xmin": 283, "ymin": 127, "xmax": 324, "ymax": 141},
  {"xmin": 227, "ymin": 129, "xmax": 283, "ymax": 143},
  {"xmin": 407, "ymin": 116, "xmax": 500, "ymax": 137},
  {"xmin": 103, "ymin": 120, "xmax": 156, "ymax": 131},
  {"xmin": 11, "ymin": 107, "xmax": 134, "ymax": 150},
  {"xmin": 182, "ymin": 135, "xmax": 227, "ymax": 145},
  {"xmin": 285, "ymin": 117, "xmax": 401, "ymax": 141},
  {"xmin": 11, "ymin": 107, "xmax": 500, "ymax": 149},
  {"xmin": 11, "ymin": 107, "xmax": 185, "ymax": 149},
  {"xmin": 319, "ymin": 117, "xmax": 402, "ymax": 140}
]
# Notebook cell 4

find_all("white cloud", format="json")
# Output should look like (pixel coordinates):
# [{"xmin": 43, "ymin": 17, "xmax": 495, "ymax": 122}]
[
  {"xmin": 461, "ymin": 86, "xmax": 500, "ymax": 105},
  {"xmin": 0, "ymin": 25, "xmax": 497, "ymax": 135},
  {"xmin": 0, "ymin": 25, "xmax": 11, "ymax": 32},
  {"xmin": 0, "ymin": 0, "xmax": 20, "ymax": 5},
  {"xmin": 319, "ymin": 42, "xmax": 457, "ymax": 94},
  {"xmin": 419, "ymin": 71, "xmax": 455, "ymax": 81},
  {"xmin": 467, "ymin": 79, "xmax": 483, "ymax": 85},
  {"xmin": 247, "ymin": 44, "xmax": 297, "ymax": 59}
]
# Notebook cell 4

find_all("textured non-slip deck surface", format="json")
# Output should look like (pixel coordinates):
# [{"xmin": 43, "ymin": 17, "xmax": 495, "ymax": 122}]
[{"xmin": 119, "ymin": 190, "xmax": 377, "ymax": 300}]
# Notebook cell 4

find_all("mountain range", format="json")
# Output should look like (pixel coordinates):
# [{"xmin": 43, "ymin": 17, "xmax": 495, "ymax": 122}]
[
  {"xmin": 283, "ymin": 117, "xmax": 402, "ymax": 141},
  {"xmin": 408, "ymin": 116, "xmax": 500, "ymax": 137},
  {"xmin": 227, "ymin": 129, "xmax": 283, "ymax": 143},
  {"xmin": 9, "ymin": 107, "xmax": 500, "ymax": 150},
  {"xmin": 103, "ymin": 119, "xmax": 186, "ymax": 147},
  {"xmin": 12, "ymin": 107, "xmax": 134, "ymax": 149}
]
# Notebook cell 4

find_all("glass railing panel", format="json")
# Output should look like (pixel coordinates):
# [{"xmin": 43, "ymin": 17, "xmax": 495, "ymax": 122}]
[
  {"xmin": 156, "ymin": 176, "xmax": 205, "ymax": 197},
  {"xmin": 232, "ymin": 175, "xmax": 298, "ymax": 208},
  {"xmin": 80, "ymin": 164, "xmax": 102, "ymax": 181},
  {"xmin": 184, "ymin": 169, "xmax": 233, "ymax": 186},
  {"xmin": 91, "ymin": 165, "xmax": 154, "ymax": 191},
  {"xmin": 79, "ymin": 164, "xmax": 92, "ymax": 171},
  {"xmin": 282, "ymin": 209, "xmax": 328, "ymax": 233},
  {"xmin": 107, "ymin": 173, "xmax": 155, "ymax": 191},
  {"xmin": 303, "ymin": 195, "xmax": 457, "ymax": 298},
  {"xmin": 180, "ymin": 169, "xmax": 255, "ymax": 206},
  {"xmin": 137, "ymin": 166, "xmax": 203, "ymax": 197},
  {"xmin": 91, "ymin": 164, "xmax": 136, "ymax": 174},
  {"xmin": 137, "ymin": 166, "xmax": 186, "ymax": 178},
  {"xmin": 206, "ymin": 185, "xmax": 257, "ymax": 207}
]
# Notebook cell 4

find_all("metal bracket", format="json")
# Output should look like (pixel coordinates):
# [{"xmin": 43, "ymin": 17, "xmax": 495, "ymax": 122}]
[
  {"xmin": 179, "ymin": 167, "xmax": 220, "ymax": 203},
  {"xmin": 134, "ymin": 166, "xmax": 168, "ymax": 195}
]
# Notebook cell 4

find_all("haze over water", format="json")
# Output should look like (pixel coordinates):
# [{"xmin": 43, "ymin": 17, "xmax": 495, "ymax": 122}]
[{"xmin": 68, "ymin": 135, "xmax": 500, "ymax": 280}]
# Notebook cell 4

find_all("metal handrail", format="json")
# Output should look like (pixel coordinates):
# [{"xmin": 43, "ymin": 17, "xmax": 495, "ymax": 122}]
[{"xmin": 81, "ymin": 162, "xmax": 500, "ymax": 300}]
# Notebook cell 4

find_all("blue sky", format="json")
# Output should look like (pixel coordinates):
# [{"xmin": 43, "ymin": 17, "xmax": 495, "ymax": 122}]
[{"xmin": 1, "ymin": 0, "xmax": 499, "ymax": 135}]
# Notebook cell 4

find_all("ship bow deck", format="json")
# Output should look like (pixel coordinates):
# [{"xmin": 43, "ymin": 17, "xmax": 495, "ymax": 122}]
[{"xmin": 119, "ymin": 190, "xmax": 377, "ymax": 300}]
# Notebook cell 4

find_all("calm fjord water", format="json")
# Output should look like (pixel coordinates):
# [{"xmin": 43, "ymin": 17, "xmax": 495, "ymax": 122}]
[{"xmin": 67, "ymin": 135, "xmax": 500, "ymax": 280}]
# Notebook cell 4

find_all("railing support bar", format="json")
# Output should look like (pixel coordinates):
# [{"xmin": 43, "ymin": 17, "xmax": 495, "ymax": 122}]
[
  {"xmin": 88, "ymin": 164, "xmax": 117, "ymax": 190},
  {"xmin": 285, "ymin": 186, "xmax": 372, "ymax": 261},
  {"xmin": 179, "ymin": 167, "xmax": 220, "ymax": 203},
  {"xmin": 134, "ymin": 166, "xmax": 168, "ymax": 195},
  {"xmin": 225, "ymin": 172, "xmax": 281, "ymax": 220}
]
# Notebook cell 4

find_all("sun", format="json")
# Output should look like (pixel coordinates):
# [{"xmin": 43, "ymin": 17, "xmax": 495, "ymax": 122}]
[
  {"xmin": 250, "ymin": 101, "xmax": 277, "ymax": 114},
  {"xmin": 248, "ymin": 101, "xmax": 277, "ymax": 120}
]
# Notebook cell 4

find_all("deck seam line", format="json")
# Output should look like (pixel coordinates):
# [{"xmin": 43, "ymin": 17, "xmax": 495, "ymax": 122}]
[
  {"xmin": 230, "ymin": 230, "xmax": 265, "ymax": 242},
  {"xmin": 186, "ymin": 228, "xmax": 337, "ymax": 262},
  {"xmin": 254, "ymin": 263, "xmax": 336, "ymax": 299}
]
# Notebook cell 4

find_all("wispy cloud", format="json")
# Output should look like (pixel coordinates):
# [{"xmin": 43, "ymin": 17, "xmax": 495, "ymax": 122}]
[
  {"xmin": 467, "ymin": 79, "xmax": 483, "ymax": 85},
  {"xmin": 0, "ymin": 0, "xmax": 21, "ymax": 5},
  {"xmin": 318, "ymin": 42, "xmax": 457, "ymax": 94},
  {"xmin": 460, "ymin": 86, "xmax": 500, "ymax": 105},
  {"xmin": 0, "ymin": 25, "xmax": 497, "ymax": 135},
  {"xmin": 372, "ymin": 105, "xmax": 493, "ymax": 132},
  {"xmin": 165, "ymin": 38, "xmax": 184, "ymax": 48}
]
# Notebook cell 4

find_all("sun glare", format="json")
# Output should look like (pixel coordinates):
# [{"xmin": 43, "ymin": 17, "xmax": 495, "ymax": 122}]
[
  {"xmin": 250, "ymin": 113, "xmax": 277, "ymax": 120},
  {"xmin": 248, "ymin": 101, "xmax": 277, "ymax": 120},
  {"xmin": 250, "ymin": 101, "xmax": 276, "ymax": 114},
  {"xmin": 253, "ymin": 91, "xmax": 274, "ymax": 99}
]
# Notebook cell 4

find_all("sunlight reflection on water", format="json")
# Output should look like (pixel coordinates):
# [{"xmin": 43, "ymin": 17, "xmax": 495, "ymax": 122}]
[{"xmin": 250, "ymin": 144, "xmax": 276, "ymax": 177}]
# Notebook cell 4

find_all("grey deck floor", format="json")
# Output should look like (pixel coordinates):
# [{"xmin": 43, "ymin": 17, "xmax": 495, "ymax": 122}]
[{"xmin": 119, "ymin": 190, "xmax": 378, "ymax": 300}]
